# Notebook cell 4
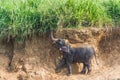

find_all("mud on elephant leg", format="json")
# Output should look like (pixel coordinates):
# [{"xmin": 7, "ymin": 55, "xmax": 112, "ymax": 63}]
[{"xmin": 55, "ymin": 58, "xmax": 66, "ymax": 73}]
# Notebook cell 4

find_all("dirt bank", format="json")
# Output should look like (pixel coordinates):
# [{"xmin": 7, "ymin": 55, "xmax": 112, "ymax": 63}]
[{"xmin": 0, "ymin": 28, "xmax": 120, "ymax": 80}]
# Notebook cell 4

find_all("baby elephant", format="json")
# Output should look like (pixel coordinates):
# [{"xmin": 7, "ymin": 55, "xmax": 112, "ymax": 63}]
[{"xmin": 55, "ymin": 44, "xmax": 98, "ymax": 76}]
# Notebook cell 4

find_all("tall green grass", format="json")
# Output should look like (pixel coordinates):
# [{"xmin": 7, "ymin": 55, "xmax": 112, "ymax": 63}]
[
  {"xmin": 102, "ymin": 0, "xmax": 120, "ymax": 26},
  {"xmin": 57, "ymin": 0, "xmax": 110, "ymax": 27},
  {"xmin": 0, "ymin": 0, "xmax": 120, "ymax": 40}
]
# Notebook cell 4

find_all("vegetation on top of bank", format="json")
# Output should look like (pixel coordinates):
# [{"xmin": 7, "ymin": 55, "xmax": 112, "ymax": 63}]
[{"xmin": 0, "ymin": 0, "xmax": 120, "ymax": 40}]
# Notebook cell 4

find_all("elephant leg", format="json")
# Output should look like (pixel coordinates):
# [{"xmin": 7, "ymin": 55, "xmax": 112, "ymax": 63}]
[
  {"xmin": 80, "ymin": 63, "xmax": 86, "ymax": 74},
  {"xmin": 55, "ymin": 59, "xmax": 66, "ymax": 73}
]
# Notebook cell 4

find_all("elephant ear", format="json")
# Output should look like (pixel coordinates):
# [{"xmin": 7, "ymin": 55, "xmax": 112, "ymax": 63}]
[{"xmin": 60, "ymin": 44, "xmax": 70, "ymax": 53}]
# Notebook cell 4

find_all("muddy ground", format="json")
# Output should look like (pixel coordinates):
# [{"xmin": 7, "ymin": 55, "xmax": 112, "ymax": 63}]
[{"xmin": 0, "ymin": 28, "xmax": 120, "ymax": 80}]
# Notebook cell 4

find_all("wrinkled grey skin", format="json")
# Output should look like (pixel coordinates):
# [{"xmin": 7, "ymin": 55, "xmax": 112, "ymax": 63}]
[
  {"xmin": 55, "ymin": 39, "xmax": 67, "ymax": 49},
  {"xmin": 50, "ymin": 31, "xmax": 98, "ymax": 75},
  {"xmin": 55, "ymin": 44, "xmax": 98, "ymax": 76},
  {"xmin": 50, "ymin": 30, "xmax": 67, "ymax": 49}
]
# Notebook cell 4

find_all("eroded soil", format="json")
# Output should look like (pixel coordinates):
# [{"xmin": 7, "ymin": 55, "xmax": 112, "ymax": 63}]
[{"xmin": 0, "ymin": 28, "xmax": 120, "ymax": 80}]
